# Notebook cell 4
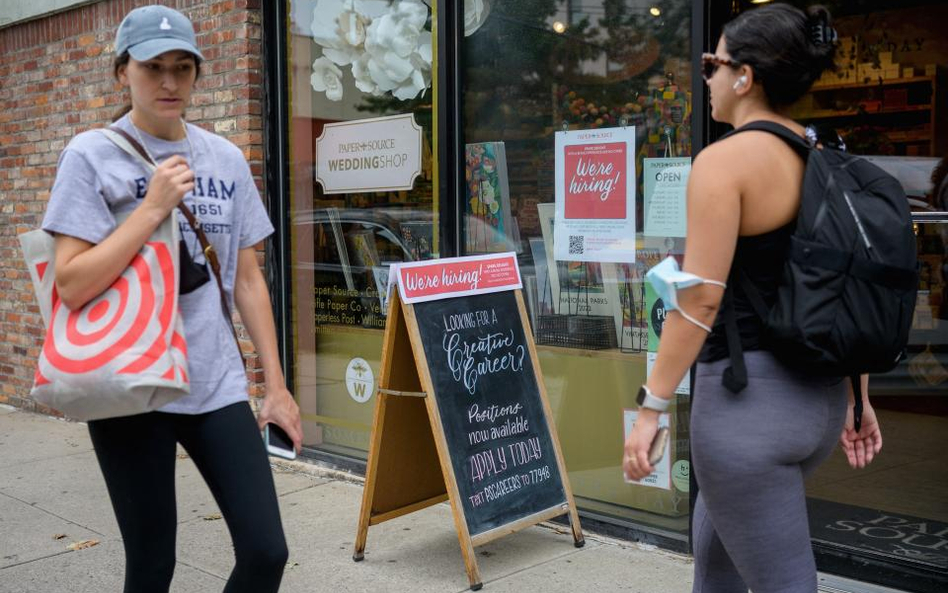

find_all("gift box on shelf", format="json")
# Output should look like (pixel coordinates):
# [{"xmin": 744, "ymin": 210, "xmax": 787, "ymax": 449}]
[{"xmin": 883, "ymin": 88, "xmax": 909, "ymax": 108}]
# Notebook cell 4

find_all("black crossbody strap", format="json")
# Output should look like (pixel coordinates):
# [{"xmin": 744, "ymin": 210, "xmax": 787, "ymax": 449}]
[
  {"xmin": 721, "ymin": 282, "xmax": 748, "ymax": 394},
  {"xmin": 850, "ymin": 375, "xmax": 864, "ymax": 433},
  {"xmin": 100, "ymin": 126, "xmax": 241, "ymax": 354},
  {"xmin": 736, "ymin": 269, "xmax": 770, "ymax": 321}
]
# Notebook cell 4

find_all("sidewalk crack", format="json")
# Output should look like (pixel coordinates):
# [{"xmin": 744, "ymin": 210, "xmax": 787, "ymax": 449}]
[
  {"xmin": 0, "ymin": 448, "xmax": 95, "ymax": 471},
  {"xmin": 0, "ymin": 491, "xmax": 108, "ymax": 538},
  {"xmin": 0, "ymin": 550, "xmax": 75, "ymax": 571},
  {"xmin": 175, "ymin": 559, "xmax": 228, "ymax": 582}
]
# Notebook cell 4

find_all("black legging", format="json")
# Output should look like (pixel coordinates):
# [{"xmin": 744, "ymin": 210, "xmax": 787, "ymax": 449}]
[{"xmin": 88, "ymin": 401, "xmax": 288, "ymax": 593}]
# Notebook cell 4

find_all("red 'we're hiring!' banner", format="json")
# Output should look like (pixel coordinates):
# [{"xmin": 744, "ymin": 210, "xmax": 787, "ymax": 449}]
[
  {"xmin": 563, "ymin": 141, "xmax": 628, "ymax": 220},
  {"xmin": 395, "ymin": 253, "xmax": 522, "ymax": 304}
]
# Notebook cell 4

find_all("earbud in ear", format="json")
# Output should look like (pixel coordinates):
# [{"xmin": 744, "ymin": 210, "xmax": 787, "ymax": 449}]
[{"xmin": 733, "ymin": 75, "xmax": 748, "ymax": 90}]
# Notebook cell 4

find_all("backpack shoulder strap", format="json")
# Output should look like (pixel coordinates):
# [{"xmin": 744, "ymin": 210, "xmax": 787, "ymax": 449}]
[{"xmin": 720, "ymin": 121, "xmax": 812, "ymax": 157}]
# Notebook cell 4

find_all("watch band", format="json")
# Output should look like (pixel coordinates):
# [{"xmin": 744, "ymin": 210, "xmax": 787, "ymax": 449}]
[{"xmin": 637, "ymin": 385, "xmax": 671, "ymax": 412}]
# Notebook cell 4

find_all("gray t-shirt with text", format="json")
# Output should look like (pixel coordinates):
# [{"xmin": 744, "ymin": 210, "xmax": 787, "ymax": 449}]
[{"xmin": 42, "ymin": 114, "xmax": 274, "ymax": 415}]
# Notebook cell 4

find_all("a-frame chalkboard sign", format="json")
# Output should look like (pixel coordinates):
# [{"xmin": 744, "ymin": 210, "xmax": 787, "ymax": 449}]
[{"xmin": 353, "ymin": 253, "xmax": 584, "ymax": 590}]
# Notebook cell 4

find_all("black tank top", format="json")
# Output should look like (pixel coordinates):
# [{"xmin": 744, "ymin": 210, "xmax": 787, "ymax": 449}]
[{"xmin": 698, "ymin": 223, "xmax": 794, "ymax": 363}]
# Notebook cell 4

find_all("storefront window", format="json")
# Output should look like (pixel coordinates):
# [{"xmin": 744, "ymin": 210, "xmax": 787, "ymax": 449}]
[
  {"xmin": 460, "ymin": 0, "xmax": 696, "ymax": 538},
  {"xmin": 287, "ymin": 0, "xmax": 438, "ymax": 459},
  {"xmin": 273, "ymin": 0, "xmax": 944, "ymax": 584}
]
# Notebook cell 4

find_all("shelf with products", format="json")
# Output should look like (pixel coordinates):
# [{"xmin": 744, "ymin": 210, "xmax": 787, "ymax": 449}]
[
  {"xmin": 810, "ymin": 75, "xmax": 937, "ymax": 92},
  {"xmin": 800, "ymin": 104, "xmax": 932, "ymax": 120},
  {"xmin": 553, "ymin": 76, "xmax": 694, "ymax": 159},
  {"xmin": 789, "ymin": 70, "xmax": 945, "ymax": 156}
]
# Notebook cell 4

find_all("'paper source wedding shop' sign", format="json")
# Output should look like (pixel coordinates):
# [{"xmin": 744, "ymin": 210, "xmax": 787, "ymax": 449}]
[{"xmin": 315, "ymin": 113, "xmax": 422, "ymax": 194}]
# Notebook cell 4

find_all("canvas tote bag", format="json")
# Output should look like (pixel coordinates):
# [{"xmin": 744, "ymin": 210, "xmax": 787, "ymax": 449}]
[{"xmin": 19, "ymin": 191, "xmax": 189, "ymax": 421}]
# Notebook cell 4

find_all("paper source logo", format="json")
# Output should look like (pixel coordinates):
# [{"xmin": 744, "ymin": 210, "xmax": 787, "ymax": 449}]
[{"xmin": 345, "ymin": 358, "xmax": 374, "ymax": 403}]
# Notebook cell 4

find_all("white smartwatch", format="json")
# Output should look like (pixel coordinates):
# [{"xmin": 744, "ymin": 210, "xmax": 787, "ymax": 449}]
[{"xmin": 636, "ymin": 385, "xmax": 670, "ymax": 413}]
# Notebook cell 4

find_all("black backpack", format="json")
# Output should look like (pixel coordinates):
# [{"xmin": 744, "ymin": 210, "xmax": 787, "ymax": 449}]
[{"xmin": 719, "ymin": 121, "xmax": 918, "ymax": 431}]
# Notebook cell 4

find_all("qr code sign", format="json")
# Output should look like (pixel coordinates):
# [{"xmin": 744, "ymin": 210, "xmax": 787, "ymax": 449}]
[{"xmin": 569, "ymin": 235, "xmax": 584, "ymax": 255}]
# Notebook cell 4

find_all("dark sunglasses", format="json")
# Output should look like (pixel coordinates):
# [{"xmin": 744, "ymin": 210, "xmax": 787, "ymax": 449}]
[{"xmin": 701, "ymin": 53, "xmax": 742, "ymax": 81}]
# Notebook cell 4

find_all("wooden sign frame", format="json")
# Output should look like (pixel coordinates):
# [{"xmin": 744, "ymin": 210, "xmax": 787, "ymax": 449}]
[{"xmin": 353, "ymin": 288, "xmax": 584, "ymax": 590}]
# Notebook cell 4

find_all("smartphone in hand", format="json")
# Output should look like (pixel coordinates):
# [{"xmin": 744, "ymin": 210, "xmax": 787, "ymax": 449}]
[
  {"xmin": 264, "ymin": 423, "xmax": 297, "ymax": 460},
  {"xmin": 648, "ymin": 426, "xmax": 670, "ymax": 466}
]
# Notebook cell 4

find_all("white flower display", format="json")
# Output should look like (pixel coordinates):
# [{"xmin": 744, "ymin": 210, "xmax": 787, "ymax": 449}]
[
  {"xmin": 364, "ymin": 0, "xmax": 427, "ymax": 59},
  {"xmin": 310, "ymin": 0, "xmax": 357, "ymax": 66},
  {"xmin": 309, "ymin": 0, "xmax": 433, "ymax": 102},
  {"xmin": 310, "ymin": 56, "xmax": 344, "ymax": 102},
  {"xmin": 464, "ymin": 0, "xmax": 490, "ymax": 36},
  {"xmin": 338, "ymin": 5, "xmax": 368, "ymax": 47},
  {"xmin": 351, "ymin": 53, "xmax": 382, "ymax": 96}
]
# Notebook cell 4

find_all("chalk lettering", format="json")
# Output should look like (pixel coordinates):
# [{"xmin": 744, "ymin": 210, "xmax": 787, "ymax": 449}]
[
  {"xmin": 507, "ymin": 437, "xmax": 542, "ymax": 467},
  {"xmin": 444, "ymin": 330, "xmax": 526, "ymax": 395},
  {"xmin": 468, "ymin": 403, "xmax": 524, "ymax": 424},
  {"xmin": 469, "ymin": 446, "xmax": 508, "ymax": 484}
]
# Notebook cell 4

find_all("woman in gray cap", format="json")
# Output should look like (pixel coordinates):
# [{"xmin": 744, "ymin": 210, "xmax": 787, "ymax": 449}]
[{"xmin": 40, "ymin": 6, "xmax": 298, "ymax": 592}]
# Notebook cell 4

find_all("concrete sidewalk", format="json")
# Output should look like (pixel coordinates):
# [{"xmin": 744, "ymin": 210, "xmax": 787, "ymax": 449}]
[{"xmin": 0, "ymin": 405, "xmax": 694, "ymax": 593}]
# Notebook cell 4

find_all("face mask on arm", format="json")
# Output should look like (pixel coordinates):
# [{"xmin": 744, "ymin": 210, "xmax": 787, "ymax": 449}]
[{"xmin": 645, "ymin": 256, "xmax": 726, "ymax": 332}]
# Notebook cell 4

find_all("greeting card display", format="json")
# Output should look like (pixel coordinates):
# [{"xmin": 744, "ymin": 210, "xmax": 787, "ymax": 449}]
[
  {"xmin": 535, "ymin": 203, "xmax": 621, "ymax": 350},
  {"xmin": 465, "ymin": 142, "xmax": 515, "ymax": 254}
]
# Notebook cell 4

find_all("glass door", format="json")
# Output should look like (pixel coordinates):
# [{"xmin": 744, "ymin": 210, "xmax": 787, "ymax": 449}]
[
  {"xmin": 458, "ymin": 0, "xmax": 699, "ymax": 546},
  {"xmin": 283, "ymin": 0, "xmax": 439, "ymax": 461}
]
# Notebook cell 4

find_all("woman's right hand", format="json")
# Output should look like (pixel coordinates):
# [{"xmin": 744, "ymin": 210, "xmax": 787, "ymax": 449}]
[
  {"xmin": 142, "ymin": 155, "xmax": 194, "ymax": 216},
  {"xmin": 53, "ymin": 155, "xmax": 194, "ymax": 310}
]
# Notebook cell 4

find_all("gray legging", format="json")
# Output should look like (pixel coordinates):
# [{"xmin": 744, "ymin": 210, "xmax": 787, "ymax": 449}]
[{"xmin": 691, "ymin": 351, "xmax": 848, "ymax": 593}]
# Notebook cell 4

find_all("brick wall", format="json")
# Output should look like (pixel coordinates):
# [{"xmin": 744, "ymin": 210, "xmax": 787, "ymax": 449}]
[{"xmin": 0, "ymin": 0, "xmax": 268, "ymax": 413}]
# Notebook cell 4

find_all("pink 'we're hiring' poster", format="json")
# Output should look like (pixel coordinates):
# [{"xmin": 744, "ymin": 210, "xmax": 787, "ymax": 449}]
[{"xmin": 553, "ymin": 127, "xmax": 636, "ymax": 263}]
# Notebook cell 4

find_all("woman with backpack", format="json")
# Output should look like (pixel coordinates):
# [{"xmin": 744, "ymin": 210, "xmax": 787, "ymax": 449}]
[
  {"xmin": 623, "ymin": 4, "xmax": 885, "ymax": 592},
  {"xmin": 41, "ymin": 6, "xmax": 300, "ymax": 592}
]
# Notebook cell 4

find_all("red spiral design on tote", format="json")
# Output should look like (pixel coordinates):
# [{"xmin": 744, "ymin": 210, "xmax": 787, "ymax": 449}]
[{"xmin": 41, "ymin": 241, "xmax": 181, "ymax": 378}]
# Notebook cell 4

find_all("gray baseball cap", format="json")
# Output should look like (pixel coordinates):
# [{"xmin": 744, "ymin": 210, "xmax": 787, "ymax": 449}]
[{"xmin": 115, "ymin": 5, "xmax": 204, "ymax": 62}]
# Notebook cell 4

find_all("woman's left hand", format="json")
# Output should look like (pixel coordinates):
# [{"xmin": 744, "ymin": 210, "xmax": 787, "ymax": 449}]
[
  {"xmin": 623, "ymin": 410, "xmax": 660, "ymax": 481},
  {"xmin": 839, "ymin": 401, "xmax": 882, "ymax": 469},
  {"xmin": 257, "ymin": 387, "xmax": 303, "ymax": 454}
]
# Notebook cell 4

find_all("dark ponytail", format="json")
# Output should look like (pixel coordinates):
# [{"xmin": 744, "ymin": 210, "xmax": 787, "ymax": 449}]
[
  {"xmin": 112, "ymin": 52, "xmax": 132, "ymax": 122},
  {"xmin": 806, "ymin": 5, "xmax": 837, "ymax": 74},
  {"xmin": 722, "ymin": 3, "xmax": 836, "ymax": 107}
]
